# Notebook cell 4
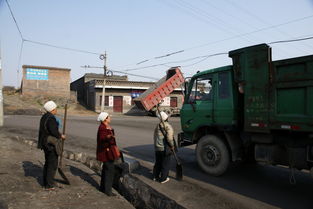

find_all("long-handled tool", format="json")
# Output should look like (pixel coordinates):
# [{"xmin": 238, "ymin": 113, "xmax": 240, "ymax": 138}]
[
  {"xmin": 156, "ymin": 104, "xmax": 183, "ymax": 180},
  {"xmin": 57, "ymin": 103, "xmax": 70, "ymax": 185}
]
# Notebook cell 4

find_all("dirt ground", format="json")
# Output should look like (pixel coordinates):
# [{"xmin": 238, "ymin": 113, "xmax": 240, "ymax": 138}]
[{"xmin": 0, "ymin": 129, "xmax": 134, "ymax": 209}]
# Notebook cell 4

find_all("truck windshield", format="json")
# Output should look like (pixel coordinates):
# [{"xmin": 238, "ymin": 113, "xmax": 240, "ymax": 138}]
[{"xmin": 188, "ymin": 75, "xmax": 212, "ymax": 103}]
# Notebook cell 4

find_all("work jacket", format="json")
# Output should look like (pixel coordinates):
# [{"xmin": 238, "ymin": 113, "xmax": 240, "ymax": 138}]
[
  {"xmin": 96, "ymin": 123, "xmax": 117, "ymax": 162},
  {"xmin": 153, "ymin": 121, "xmax": 174, "ymax": 152},
  {"xmin": 38, "ymin": 112, "xmax": 61, "ymax": 150}
]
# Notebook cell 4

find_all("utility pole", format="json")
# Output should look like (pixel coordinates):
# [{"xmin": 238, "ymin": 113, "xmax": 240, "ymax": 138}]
[
  {"xmin": 100, "ymin": 52, "xmax": 107, "ymax": 112},
  {"xmin": 0, "ymin": 52, "xmax": 3, "ymax": 127},
  {"xmin": 81, "ymin": 52, "xmax": 112, "ymax": 112}
]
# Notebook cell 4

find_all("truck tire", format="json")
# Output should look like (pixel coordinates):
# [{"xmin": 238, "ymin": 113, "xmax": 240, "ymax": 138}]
[{"xmin": 196, "ymin": 135, "xmax": 230, "ymax": 176}]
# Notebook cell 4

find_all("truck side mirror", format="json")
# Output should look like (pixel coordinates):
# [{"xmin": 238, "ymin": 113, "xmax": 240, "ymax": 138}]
[
  {"xmin": 183, "ymin": 77, "xmax": 191, "ymax": 97},
  {"xmin": 184, "ymin": 82, "xmax": 188, "ymax": 96}
]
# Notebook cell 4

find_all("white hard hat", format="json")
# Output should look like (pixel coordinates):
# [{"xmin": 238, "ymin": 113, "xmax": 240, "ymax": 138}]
[
  {"xmin": 43, "ymin": 101, "xmax": 57, "ymax": 112},
  {"xmin": 157, "ymin": 111, "xmax": 168, "ymax": 121},
  {"xmin": 97, "ymin": 112, "xmax": 109, "ymax": 122}
]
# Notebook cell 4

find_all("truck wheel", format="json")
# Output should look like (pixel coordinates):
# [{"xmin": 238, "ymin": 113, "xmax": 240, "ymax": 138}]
[{"xmin": 196, "ymin": 135, "xmax": 230, "ymax": 176}]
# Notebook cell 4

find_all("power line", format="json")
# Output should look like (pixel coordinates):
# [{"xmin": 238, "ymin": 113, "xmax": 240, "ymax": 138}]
[
  {"xmin": 24, "ymin": 39, "xmax": 102, "ymax": 55},
  {"xmin": 182, "ymin": 52, "xmax": 228, "ymax": 67},
  {"xmin": 268, "ymin": 36, "xmax": 313, "ymax": 45},
  {"xmin": 5, "ymin": 0, "xmax": 102, "ymax": 56},
  {"xmin": 136, "ymin": 50, "xmax": 185, "ymax": 65},
  {"xmin": 134, "ymin": 5, "xmax": 313, "ymax": 67},
  {"xmin": 111, "ymin": 70, "xmax": 159, "ymax": 80},
  {"xmin": 185, "ymin": 15, "xmax": 313, "ymax": 51},
  {"xmin": 223, "ymin": 0, "xmax": 313, "ymax": 53},
  {"xmin": 5, "ymin": 0, "xmax": 23, "ymax": 40},
  {"xmin": 174, "ymin": 0, "xmax": 255, "ymax": 42},
  {"xmin": 159, "ymin": 0, "xmax": 256, "ymax": 42},
  {"xmin": 16, "ymin": 39, "xmax": 24, "ymax": 86},
  {"xmin": 154, "ymin": 50, "xmax": 185, "ymax": 59},
  {"xmin": 117, "ymin": 35, "xmax": 313, "ymax": 72},
  {"xmin": 80, "ymin": 65, "xmax": 159, "ymax": 80}
]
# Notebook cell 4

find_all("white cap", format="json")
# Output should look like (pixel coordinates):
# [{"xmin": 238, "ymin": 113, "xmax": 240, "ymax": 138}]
[
  {"xmin": 43, "ymin": 101, "xmax": 57, "ymax": 112},
  {"xmin": 157, "ymin": 111, "xmax": 168, "ymax": 121},
  {"xmin": 97, "ymin": 112, "xmax": 109, "ymax": 122}
]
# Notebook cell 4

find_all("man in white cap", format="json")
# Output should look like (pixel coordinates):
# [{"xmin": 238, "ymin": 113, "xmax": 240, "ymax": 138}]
[
  {"xmin": 153, "ymin": 111, "xmax": 175, "ymax": 183},
  {"xmin": 38, "ymin": 101, "xmax": 66, "ymax": 190}
]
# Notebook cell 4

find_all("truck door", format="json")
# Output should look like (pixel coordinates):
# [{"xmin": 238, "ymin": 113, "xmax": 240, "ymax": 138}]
[{"xmin": 181, "ymin": 74, "xmax": 215, "ymax": 133}]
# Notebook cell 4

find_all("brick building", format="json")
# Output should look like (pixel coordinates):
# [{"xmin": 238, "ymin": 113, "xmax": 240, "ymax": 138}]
[
  {"xmin": 21, "ymin": 65, "xmax": 71, "ymax": 98},
  {"xmin": 70, "ymin": 74, "xmax": 183, "ymax": 113}
]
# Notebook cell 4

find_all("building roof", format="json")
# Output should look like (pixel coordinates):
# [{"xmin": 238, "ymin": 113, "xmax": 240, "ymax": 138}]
[
  {"xmin": 85, "ymin": 73, "xmax": 128, "ymax": 81},
  {"xmin": 91, "ymin": 79, "xmax": 182, "ymax": 91},
  {"xmin": 22, "ymin": 65, "xmax": 71, "ymax": 71},
  {"xmin": 94, "ymin": 79, "xmax": 154, "ymax": 88}
]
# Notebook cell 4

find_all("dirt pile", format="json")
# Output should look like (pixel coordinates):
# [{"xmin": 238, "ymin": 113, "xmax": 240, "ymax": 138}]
[{"xmin": 3, "ymin": 89, "xmax": 95, "ymax": 116}]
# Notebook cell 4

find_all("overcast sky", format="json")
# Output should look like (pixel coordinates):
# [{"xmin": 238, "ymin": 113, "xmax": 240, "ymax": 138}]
[{"xmin": 1, "ymin": 0, "xmax": 313, "ymax": 87}]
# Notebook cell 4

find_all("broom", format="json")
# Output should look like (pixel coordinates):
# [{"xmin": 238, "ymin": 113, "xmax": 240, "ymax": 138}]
[{"xmin": 57, "ymin": 103, "xmax": 70, "ymax": 185}]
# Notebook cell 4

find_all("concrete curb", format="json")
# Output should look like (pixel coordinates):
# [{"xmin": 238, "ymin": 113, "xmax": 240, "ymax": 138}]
[{"xmin": 14, "ymin": 135, "xmax": 140, "ymax": 174}]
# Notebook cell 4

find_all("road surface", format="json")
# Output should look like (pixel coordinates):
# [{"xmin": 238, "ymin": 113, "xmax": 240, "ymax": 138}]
[{"xmin": 3, "ymin": 114, "xmax": 313, "ymax": 209}]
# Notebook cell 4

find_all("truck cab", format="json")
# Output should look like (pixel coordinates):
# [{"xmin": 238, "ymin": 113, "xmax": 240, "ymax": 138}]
[{"xmin": 180, "ymin": 66, "xmax": 238, "ymax": 143}]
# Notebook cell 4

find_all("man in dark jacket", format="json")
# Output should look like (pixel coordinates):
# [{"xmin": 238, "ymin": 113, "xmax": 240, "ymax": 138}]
[{"xmin": 38, "ymin": 101, "xmax": 65, "ymax": 190}]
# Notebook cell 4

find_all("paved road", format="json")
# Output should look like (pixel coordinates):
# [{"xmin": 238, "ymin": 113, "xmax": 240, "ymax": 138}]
[{"xmin": 3, "ymin": 114, "xmax": 313, "ymax": 209}]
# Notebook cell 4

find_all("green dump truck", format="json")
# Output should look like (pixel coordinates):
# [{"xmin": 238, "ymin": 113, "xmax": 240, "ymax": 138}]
[{"xmin": 178, "ymin": 43, "xmax": 313, "ymax": 176}]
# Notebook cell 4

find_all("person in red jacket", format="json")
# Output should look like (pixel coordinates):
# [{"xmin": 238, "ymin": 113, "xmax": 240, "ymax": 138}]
[{"xmin": 96, "ymin": 112, "xmax": 120, "ymax": 196}]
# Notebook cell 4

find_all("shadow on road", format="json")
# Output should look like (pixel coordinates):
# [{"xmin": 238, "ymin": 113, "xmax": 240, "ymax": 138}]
[
  {"xmin": 22, "ymin": 161, "xmax": 43, "ymax": 187},
  {"xmin": 124, "ymin": 144, "xmax": 313, "ymax": 209}
]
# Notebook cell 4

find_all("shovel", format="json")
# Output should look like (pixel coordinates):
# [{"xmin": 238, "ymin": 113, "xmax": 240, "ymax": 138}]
[
  {"xmin": 57, "ymin": 103, "xmax": 70, "ymax": 185},
  {"xmin": 156, "ymin": 105, "xmax": 183, "ymax": 180}
]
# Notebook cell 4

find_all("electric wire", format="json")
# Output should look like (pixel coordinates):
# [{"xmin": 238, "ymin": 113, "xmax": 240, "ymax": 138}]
[
  {"xmin": 5, "ymin": 0, "xmax": 23, "ymax": 40},
  {"xmin": 5, "ymin": 0, "xmax": 313, "ymax": 79},
  {"xmin": 173, "ymin": 0, "xmax": 255, "ymax": 43},
  {"xmin": 135, "ymin": 4, "xmax": 313, "ymax": 66},
  {"xmin": 268, "ymin": 36, "xmax": 313, "ymax": 45},
  {"xmin": 223, "ymin": 0, "xmax": 313, "ymax": 52},
  {"xmin": 184, "ymin": 14, "xmax": 313, "ymax": 51},
  {"xmin": 5, "ymin": 0, "xmax": 102, "ymax": 56},
  {"xmin": 181, "ymin": 53, "xmax": 228, "ymax": 67},
  {"xmin": 117, "ymin": 35, "xmax": 313, "ymax": 72},
  {"xmin": 16, "ymin": 39, "xmax": 24, "ymax": 86},
  {"xmin": 199, "ymin": 0, "xmax": 303, "ymax": 56},
  {"xmin": 24, "ymin": 39, "xmax": 102, "ymax": 55},
  {"xmin": 111, "ymin": 70, "xmax": 159, "ymax": 80},
  {"xmin": 80, "ymin": 65, "xmax": 159, "ymax": 80}
]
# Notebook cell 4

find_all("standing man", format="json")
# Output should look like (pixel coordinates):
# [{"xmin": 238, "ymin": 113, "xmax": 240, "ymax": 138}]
[
  {"xmin": 38, "ymin": 101, "xmax": 66, "ymax": 190},
  {"xmin": 153, "ymin": 111, "xmax": 175, "ymax": 183}
]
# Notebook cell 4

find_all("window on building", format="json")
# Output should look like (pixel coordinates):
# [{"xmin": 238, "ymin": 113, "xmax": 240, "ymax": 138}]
[
  {"xmin": 100, "ymin": 96, "xmax": 109, "ymax": 106},
  {"xmin": 170, "ymin": 97, "xmax": 177, "ymax": 107}
]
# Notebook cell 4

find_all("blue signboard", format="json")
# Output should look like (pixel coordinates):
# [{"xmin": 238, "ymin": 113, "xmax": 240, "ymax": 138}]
[
  {"xmin": 26, "ymin": 68, "xmax": 48, "ymax": 80},
  {"xmin": 131, "ymin": 92, "xmax": 141, "ymax": 98}
]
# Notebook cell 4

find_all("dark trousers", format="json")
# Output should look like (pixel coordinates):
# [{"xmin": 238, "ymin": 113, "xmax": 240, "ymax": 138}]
[
  {"xmin": 43, "ymin": 146, "xmax": 58, "ymax": 188},
  {"xmin": 153, "ymin": 151, "xmax": 172, "ymax": 181},
  {"xmin": 100, "ymin": 161, "xmax": 115, "ymax": 195}
]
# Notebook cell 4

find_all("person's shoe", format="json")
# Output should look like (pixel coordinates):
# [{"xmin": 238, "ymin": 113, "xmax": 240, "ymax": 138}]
[
  {"xmin": 160, "ymin": 177, "xmax": 170, "ymax": 184},
  {"xmin": 105, "ymin": 192, "xmax": 117, "ymax": 197},
  {"xmin": 45, "ymin": 187, "xmax": 55, "ymax": 191},
  {"xmin": 55, "ymin": 183, "xmax": 64, "ymax": 189}
]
